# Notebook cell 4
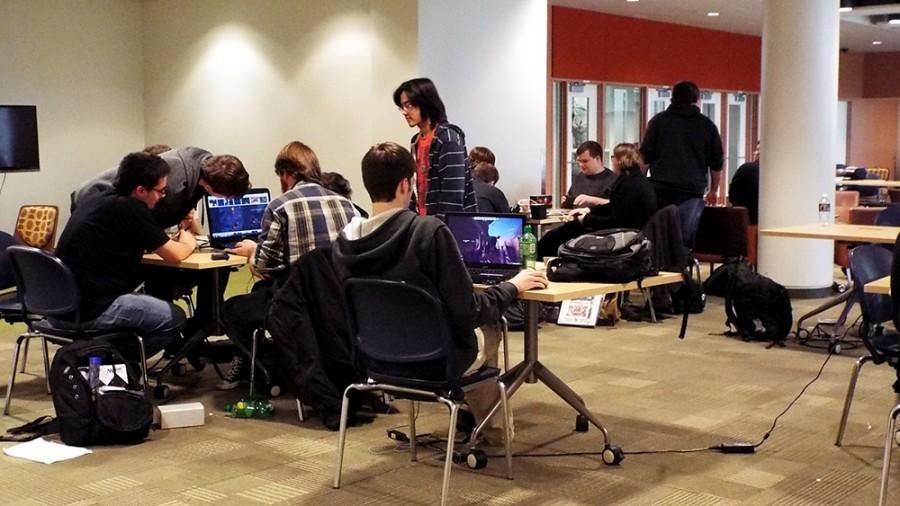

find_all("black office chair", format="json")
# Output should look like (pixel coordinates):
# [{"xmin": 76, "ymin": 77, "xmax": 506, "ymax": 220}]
[
  {"xmin": 333, "ymin": 278, "xmax": 512, "ymax": 506},
  {"xmin": 876, "ymin": 204, "xmax": 900, "ymax": 227},
  {"xmin": 4, "ymin": 246, "xmax": 149, "ymax": 415},
  {"xmin": 834, "ymin": 243, "xmax": 900, "ymax": 506}
]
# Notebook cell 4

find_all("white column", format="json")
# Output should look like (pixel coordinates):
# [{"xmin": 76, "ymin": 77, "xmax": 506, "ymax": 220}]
[
  {"xmin": 758, "ymin": 0, "xmax": 839, "ymax": 293},
  {"xmin": 416, "ymin": 0, "xmax": 547, "ymax": 204}
]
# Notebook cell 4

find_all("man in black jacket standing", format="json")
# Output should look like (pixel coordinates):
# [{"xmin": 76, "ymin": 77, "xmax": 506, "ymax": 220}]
[
  {"xmin": 641, "ymin": 81, "xmax": 724, "ymax": 209},
  {"xmin": 333, "ymin": 142, "xmax": 547, "ymax": 444}
]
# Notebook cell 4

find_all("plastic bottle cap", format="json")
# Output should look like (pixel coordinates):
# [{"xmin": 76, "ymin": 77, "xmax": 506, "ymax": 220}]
[{"xmin": 89, "ymin": 356, "xmax": 102, "ymax": 365}]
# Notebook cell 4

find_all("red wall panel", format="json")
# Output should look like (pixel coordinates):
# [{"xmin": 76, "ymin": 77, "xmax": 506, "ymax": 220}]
[{"xmin": 551, "ymin": 7, "xmax": 762, "ymax": 92}]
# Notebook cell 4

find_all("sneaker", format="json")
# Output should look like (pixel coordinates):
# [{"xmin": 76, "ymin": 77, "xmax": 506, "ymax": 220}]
[{"xmin": 216, "ymin": 355, "xmax": 247, "ymax": 391}]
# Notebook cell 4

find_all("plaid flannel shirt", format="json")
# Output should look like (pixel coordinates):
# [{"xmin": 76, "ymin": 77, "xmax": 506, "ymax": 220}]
[{"xmin": 253, "ymin": 182, "xmax": 360, "ymax": 274}]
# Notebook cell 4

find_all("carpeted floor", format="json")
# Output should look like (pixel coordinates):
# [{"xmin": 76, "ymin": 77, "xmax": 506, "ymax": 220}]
[{"xmin": 0, "ymin": 268, "xmax": 898, "ymax": 505}]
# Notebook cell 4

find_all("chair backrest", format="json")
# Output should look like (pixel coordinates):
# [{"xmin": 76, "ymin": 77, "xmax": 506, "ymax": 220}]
[
  {"xmin": 6, "ymin": 245, "xmax": 81, "ymax": 325},
  {"xmin": 849, "ymin": 245, "xmax": 894, "ymax": 328},
  {"xmin": 835, "ymin": 191, "xmax": 860, "ymax": 224},
  {"xmin": 876, "ymin": 204, "xmax": 900, "ymax": 226},
  {"xmin": 14, "ymin": 205, "xmax": 59, "ymax": 251},
  {"xmin": 892, "ymin": 233, "xmax": 900, "ymax": 333},
  {"xmin": 693, "ymin": 206, "xmax": 749, "ymax": 258},
  {"xmin": 343, "ymin": 278, "xmax": 456, "ymax": 382},
  {"xmin": 849, "ymin": 206, "xmax": 884, "ymax": 226},
  {"xmin": 868, "ymin": 167, "xmax": 890, "ymax": 181}
]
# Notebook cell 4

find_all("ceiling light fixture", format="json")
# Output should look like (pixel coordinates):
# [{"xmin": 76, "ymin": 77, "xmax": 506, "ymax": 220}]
[
  {"xmin": 626, "ymin": 0, "xmax": 639, "ymax": 3},
  {"xmin": 872, "ymin": 40, "xmax": 884, "ymax": 45},
  {"xmin": 707, "ymin": 12, "xmax": 719, "ymax": 17},
  {"xmin": 889, "ymin": 18, "xmax": 900, "ymax": 25},
  {"xmin": 839, "ymin": 7, "xmax": 852, "ymax": 12}
]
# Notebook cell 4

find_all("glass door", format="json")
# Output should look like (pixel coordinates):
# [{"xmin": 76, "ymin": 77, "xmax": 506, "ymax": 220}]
[
  {"xmin": 603, "ymin": 85, "xmax": 641, "ymax": 166},
  {"xmin": 645, "ymin": 87, "xmax": 670, "ymax": 124},
  {"xmin": 726, "ymin": 92, "xmax": 748, "ymax": 183},
  {"xmin": 566, "ymin": 83, "xmax": 598, "ymax": 190}
]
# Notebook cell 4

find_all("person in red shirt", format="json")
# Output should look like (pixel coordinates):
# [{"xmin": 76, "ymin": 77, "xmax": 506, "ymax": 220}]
[{"xmin": 393, "ymin": 78, "xmax": 477, "ymax": 216}]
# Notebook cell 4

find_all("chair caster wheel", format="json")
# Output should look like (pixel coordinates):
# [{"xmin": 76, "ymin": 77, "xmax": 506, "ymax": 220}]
[
  {"xmin": 153, "ymin": 384, "xmax": 170, "ymax": 400},
  {"xmin": 895, "ymin": 430, "xmax": 900, "ymax": 446},
  {"xmin": 465, "ymin": 448, "xmax": 488, "ymax": 470},
  {"xmin": 575, "ymin": 414, "xmax": 589, "ymax": 432},
  {"xmin": 269, "ymin": 384, "xmax": 282, "ymax": 398},
  {"xmin": 796, "ymin": 328, "xmax": 809, "ymax": 340},
  {"xmin": 830, "ymin": 343, "xmax": 842, "ymax": 355},
  {"xmin": 172, "ymin": 362, "xmax": 188, "ymax": 376},
  {"xmin": 601, "ymin": 445, "xmax": 624, "ymax": 465}
]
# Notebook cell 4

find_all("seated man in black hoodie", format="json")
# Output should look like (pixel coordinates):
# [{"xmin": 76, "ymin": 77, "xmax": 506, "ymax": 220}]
[{"xmin": 332, "ymin": 142, "xmax": 547, "ymax": 444}]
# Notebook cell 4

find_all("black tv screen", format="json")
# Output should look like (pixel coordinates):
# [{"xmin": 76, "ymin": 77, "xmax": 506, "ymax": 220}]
[{"xmin": 0, "ymin": 105, "xmax": 39, "ymax": 172}]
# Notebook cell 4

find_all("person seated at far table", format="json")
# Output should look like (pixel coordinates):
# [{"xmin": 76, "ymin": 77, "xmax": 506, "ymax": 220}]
[
  {"xmin": 538, "ymin": 143, "xmax": 656, "ymax": 259},
  {"xmin": 729, "ymin": 141, "xmax": 760, "ymax": 225},
  {"xmin": 54, "ymin": 152, "xmax": 198, "ymax": 359},
  {"xmin": 569, "ymin": 143, "xmax": 657, "ymax": 231},
  {"xmin": 472, "ymin": 162, "xmax": 510, "ymax": 213},
  {"xmin": 333, "ymin": 141, "xmax": 547, "ymax": 444},
  {"xmin": 561, "ymin": 140, "xmax": 616, "ymax": 209},
  {"xmin": 321, "ymin": 171, "xmax": 369, "ymax": 218}
]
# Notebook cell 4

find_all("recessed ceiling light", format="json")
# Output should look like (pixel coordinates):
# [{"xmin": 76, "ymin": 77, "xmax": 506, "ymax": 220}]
[
  {"xmin": 889, "ymin": 19, "xmax": 900, "ymax": 25},
  {"xmin": 707, "ymin": 12, "xmax": 719, "ymax": 17},
  {"xmin": 873, "ymin": 40, "xmax": 884, "ymax": 45},
  {"xmin": 839, "ymin": 7, "xmax": 853, "ymax": 12},
  {"xmin": 626, "ymin": 0, "xmax": 639, "ymax": 3}
]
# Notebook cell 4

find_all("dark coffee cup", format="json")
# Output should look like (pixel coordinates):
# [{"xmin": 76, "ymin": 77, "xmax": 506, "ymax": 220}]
[{"xmin": 530, "ymin": 203, "xmax": 547, "ymax": 220}]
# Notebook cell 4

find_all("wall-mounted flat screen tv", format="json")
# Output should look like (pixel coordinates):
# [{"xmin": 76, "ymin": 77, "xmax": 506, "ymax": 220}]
[{"xmin": 0, "ymin": 105, "xmax": 40, "ymax": 172}]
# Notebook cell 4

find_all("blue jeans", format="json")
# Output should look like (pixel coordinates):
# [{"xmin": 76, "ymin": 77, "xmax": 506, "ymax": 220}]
[{"xmin": 55, "ymin": 294, "xmax": 185, "ymax": 359}]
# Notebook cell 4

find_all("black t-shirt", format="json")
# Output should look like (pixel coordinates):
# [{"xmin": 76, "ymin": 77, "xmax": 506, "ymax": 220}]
[
  {"xmin": 56, "ymin": 192, "xmax": 169, "ymax": 321},
  {"xmin": 563, "ymin": 169, "xmax": 617, "ymax": 209}
]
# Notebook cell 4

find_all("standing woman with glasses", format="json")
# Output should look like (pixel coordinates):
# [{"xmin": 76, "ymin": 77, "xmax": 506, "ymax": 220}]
[{"xmin": 393, "ymin": 78, "xmax": 477, "ymax": 216}]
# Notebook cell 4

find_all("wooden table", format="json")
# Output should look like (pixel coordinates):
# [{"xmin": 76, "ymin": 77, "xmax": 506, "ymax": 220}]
[
  {"xmin": 864, "ymin": 276, "xmax": 890, "ymax": 295},
  {"xmin": 142, "ymin": 251, "xmax": 248, "ymax": 270},
  {"xmin": 836, "ymin": 178, "xmax": 900, "ymax": 188},
  {"xmin": 760, "ymin": 224, "xmax": 900, "ymax": 244},
  {"xmin": 526, "ymin": 213, "xmax": 570, "ymax": 237},
  {"xmin": 472, "ymin": 271, "xmax": 683, "ymax": 461}
]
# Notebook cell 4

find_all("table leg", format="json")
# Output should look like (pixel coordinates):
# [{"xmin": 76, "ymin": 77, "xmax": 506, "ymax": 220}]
[
  {"xmin": 469, "ymin": 361, "xmax": 534, "ymax": 444},
  {"xmin": 525, "ymin": 300, "xmax": 539, "ymax": 383},
  {"xmin": 532, "ymin": 361, "xmax": 611, "ymax": 446}
]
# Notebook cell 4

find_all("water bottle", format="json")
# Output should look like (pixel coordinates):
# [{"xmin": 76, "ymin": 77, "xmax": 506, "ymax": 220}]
[
  {"xmin": 521, "ymin": 225, "xmax": 537, "ymax": 269},
  {"xmin": 224, "ymin": 398, "xmax": 274, "ymax": 418},
  {"xmin": 88, "ymin": 356, "xmax": 101, "ymax": 398},
  {"xmin": 818, "ymin": 194, "xmax": 831, "ymax": 225}
]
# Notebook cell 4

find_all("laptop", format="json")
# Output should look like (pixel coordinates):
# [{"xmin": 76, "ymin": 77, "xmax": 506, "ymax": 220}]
[
  {"xmin": 205, "ymin": 188, "xmax": 271, "ymax": 249},
  {"xmin": 444, "ymin": 212, "xmax": 525, "ymax": 285}
]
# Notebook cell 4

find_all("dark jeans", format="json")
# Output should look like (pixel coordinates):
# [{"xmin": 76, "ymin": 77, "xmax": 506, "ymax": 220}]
[
  {"xmin": 221, "ymin": 280, "xmax": 276, "ymax": 353},
  {"xmin": 142, "ymin": 265, "xmax": 230, "ymax": 333},
  {"xmin": 652, "ymin": 185, "xmax": 705, "ymax": 249}
]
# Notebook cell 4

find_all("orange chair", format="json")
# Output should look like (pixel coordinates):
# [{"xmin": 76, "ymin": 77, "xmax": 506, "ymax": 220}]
[
  {"xmin": 13, "ymin": 205, "xmax": 58, "ymax": 252},
  {"xmin": 835, "ymin": 191, "xmax": 860, "ymax": 224},
  {"xmin": 867, "ymin": 167, "xmax": 890, "ymax": 181}
]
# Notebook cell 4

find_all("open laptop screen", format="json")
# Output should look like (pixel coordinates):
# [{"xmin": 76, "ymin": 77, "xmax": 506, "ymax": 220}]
[
  {"xmin": 444, "ymin": 212, "xmax": 524, "ymax": 268},
  {"xmin": 205, "ymin": 188, "xmax": 271, "ymax": 245}
]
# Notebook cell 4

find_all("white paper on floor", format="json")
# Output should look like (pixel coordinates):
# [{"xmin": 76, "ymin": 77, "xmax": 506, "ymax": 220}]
[{"xmin": 3, "ymin": 437, "xmax": 92, "ymax": 464}]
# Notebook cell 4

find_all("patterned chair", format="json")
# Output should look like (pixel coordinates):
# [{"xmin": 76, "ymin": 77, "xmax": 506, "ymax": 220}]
[{"xmin": 14, "ymin": 205, "xmax": 58, "ymax": 252}]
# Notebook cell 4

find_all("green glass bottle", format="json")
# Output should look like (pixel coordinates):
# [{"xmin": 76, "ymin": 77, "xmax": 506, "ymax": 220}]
[{"xmin": 521, "ymin": 225, "xmax": 537, "ymax": 269}]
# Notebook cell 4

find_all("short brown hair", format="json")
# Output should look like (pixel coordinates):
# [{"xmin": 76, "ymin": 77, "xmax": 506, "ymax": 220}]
[
  {"xmin": 361, "ymin": 142, "xmax": 415, "ymax": 203},
  {"xmin": 473, "ymin": 162, "xmax": 499, "ymax": 184},
  {"xmin": 201, "ymin": 155, "xmax": 250, "ymax": 197},
  {"xmin": 468, "ymin": 146, "xmax": 495, "ymax": 167},
  {"xmin": 274, "ymin": 141, "xmax": 322, "ymax": 184},
  {"xmin": 612, "ymin": 142, "xmax": 643, "ymax": 175},
  {"xmin": 575, "ymin": 141, "xmax": 603, "ymax": 158},
  {"xmin": 142, "ymin": 144, "xmax": 171, "ymax": 156}
]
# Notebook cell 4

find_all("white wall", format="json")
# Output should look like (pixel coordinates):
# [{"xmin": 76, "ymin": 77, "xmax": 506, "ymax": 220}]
[
  {"xmin": 141, "ymin": 0, "xmax": 418, "ymax": 212},
  {"xmin": 417, "ymin": 0, "xmax": 547, "ymax": 204},
  {"xmin": 0, "ymin": 0, "xmax": 145, "ymax": 232}
]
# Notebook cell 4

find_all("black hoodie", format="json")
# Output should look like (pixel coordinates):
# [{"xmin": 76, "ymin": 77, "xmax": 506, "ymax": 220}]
[
  {"xmin": 641, "ymin": 103, "xmax": 724, "ymax": 196},
  {"xmin": 332, "ymin": 209, "xmax": 517, "ymax": 374}
]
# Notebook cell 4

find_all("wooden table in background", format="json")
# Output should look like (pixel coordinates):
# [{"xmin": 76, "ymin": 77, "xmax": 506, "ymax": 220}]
[
  {"xmin": 864, "ymin": 276, "xmax": 890, "ymax": 295},
  {"xmin": 836, "ymin": 178, "xmax": 900, "ymax": 188},
  {"xmin": 760, "ymin": 224, "xmax": 900, "ymax": 244}
]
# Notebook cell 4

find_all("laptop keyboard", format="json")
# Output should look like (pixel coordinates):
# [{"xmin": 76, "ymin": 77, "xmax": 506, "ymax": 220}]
[{"xmin": 470, "ymin": 268, "xmax": 518, "ymax": 285}]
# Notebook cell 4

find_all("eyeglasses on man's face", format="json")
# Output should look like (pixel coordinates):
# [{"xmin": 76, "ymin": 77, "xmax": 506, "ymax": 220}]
[
  {"xmin": 398, "ymin": 101, "xmax": 416, "ymax": 112},
  {"xmin": 149, "ymin": 185, "xmax": 167, "ymax": 197}
]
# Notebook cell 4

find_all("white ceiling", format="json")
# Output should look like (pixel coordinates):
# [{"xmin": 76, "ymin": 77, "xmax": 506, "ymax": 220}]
[{"xmin": 552, "ymin": 0, "xmax": 900, "ymax": 52}]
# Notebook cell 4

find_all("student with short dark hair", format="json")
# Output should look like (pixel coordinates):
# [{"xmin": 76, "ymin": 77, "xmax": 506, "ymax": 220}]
[
  {"xmin": 55, "ymin": 152, "xmax": 197, "ymax": 358},
  {"xmin": 468, "ymin": 146, "xmax": 496, "ymax": 168},
  {"xmin": 472, "ymin": 162, "xmax": 510, "ymax": 213},
  {"xmin": 393, "ymin": 78, "xmax": 477, "ymax": 215},
  {"xmin": 332, "ymin": 141, "xmax": 547, "ymax": 444},
  {"xmin": 561, "ymin": 140, "xmax": 617, "ymax": 209}
]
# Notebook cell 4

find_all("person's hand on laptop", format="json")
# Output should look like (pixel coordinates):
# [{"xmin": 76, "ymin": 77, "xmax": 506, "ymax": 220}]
[
  {"xmin": 226, "ymin": 239, "xmax": 257, "ymax": 258},
  {"xmin": 508, "ymin": 269, "xmax": 548, "ymax": 294}
]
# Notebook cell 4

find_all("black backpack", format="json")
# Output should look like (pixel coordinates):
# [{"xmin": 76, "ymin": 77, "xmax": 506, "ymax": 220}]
[
  {"xmin": 49, "ymin": 339, "xmax": 153, "ymax": 446},
  {"xmin": 547, "ymin": 229, "xmax": 657, "ymax": 283},
  {"xmin": 724, "ymin": 265, "xmax": 793, "ymax": 345},
  {"xmin": 671, "ymin": 257, "xmax": 705, "ymax": 314}
]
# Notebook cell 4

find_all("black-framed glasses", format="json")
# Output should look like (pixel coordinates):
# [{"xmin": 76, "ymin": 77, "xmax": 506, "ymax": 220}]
[
  {"xmin": 398, "ymin": 101, "xmax": 415, "ymax": 112},
  {"xmin": 149, "ymin": 185, "xmax": 167, "ymax": 197}
]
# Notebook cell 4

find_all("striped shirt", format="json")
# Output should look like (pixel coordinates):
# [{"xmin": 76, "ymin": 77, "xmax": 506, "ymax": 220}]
[
  {"xmin": 254, "ymin": 182, "xmax": 360, "ymax": 274},
  {"xmin": 410, "ymin": 123, "xmax": 478, "ymax": 216}
]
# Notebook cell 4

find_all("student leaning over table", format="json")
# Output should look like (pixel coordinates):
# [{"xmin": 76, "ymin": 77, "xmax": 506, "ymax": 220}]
[
  {"xmin": 332, "ymin": 141, "xmax": 548, "ymax": 445},
  {"xmin": 53, "ymin": 152, "xmax": 196, "ymax": 359}
]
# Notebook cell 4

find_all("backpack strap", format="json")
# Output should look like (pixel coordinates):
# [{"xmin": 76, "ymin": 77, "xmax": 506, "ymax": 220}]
[{"xmin": 677, "ymin": 260, "xmax": 692, "ymax": 339}]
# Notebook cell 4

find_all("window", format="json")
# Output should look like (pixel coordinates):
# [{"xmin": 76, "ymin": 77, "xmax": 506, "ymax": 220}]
[{"xmin": 603, "ymin": 85, "xmax": 641, "ymax": 166}]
